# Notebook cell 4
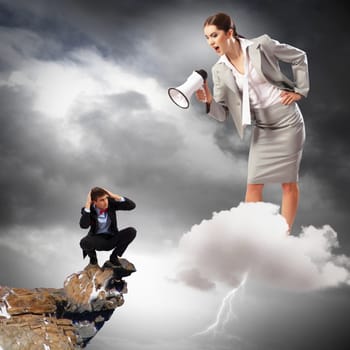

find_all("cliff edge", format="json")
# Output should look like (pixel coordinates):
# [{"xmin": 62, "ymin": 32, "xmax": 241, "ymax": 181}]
[{"xmin": 0, "ymin": 258, "xmax": 136, "ymax": 349}]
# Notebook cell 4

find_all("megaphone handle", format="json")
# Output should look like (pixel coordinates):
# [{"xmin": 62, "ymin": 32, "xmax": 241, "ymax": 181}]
[
  {"xmin": 199, "ymin": 86, "xmax": 207, "ymax": 102},
  {"xmin": 198, "ymin": 85, "xmax": 210, "ymax": 113},
  {"xmin": 199, "ymin": 80, "xmax": 211, "ymax": 113}
]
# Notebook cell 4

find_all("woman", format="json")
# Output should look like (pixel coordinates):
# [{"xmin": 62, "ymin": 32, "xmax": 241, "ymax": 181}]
[{"xmin": 196, "ymin": 13, "xmax": 309, "ymax": 232}]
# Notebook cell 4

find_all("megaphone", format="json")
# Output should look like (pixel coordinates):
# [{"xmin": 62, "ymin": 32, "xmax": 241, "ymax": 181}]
[{"xmin": 168, "ymin": 69, "xmax": 208, "ymax": 109}]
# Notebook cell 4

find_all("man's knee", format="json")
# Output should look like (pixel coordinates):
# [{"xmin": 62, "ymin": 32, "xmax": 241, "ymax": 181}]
[
  {"xmin": 127, "ymin": 227, "xmax": 137, "ymax": 240},
  {"xmin": 80, "ymin": 236, "xmax": 93, "ymax": 250},
  {"xmin": 121, "ymin": 227, "xmax": 137, "ymax": 241}
]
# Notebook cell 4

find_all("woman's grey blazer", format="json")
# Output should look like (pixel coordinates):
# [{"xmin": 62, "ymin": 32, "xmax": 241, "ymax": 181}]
[{"xmin": 208, "ymin": 34, "xmax": 310, "ymax": 139}]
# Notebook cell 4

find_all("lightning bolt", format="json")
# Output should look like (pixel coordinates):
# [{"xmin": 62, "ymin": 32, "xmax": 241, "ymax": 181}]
[{"xmin": 193, "ymin": 272, "xmax": 248, "ymax": 337}]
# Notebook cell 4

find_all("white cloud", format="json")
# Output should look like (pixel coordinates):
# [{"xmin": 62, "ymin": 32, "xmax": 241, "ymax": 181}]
[
  {"xmin": 177, "ymin": 202, "xmax": 350, "ymax": 291},
  {"xmin": 0, "ymin": 34, "xmax": 243, "ymax": 188},
  {"xmin": 2, "ymin": 47, "xmax": 169, "ymax": 120}
]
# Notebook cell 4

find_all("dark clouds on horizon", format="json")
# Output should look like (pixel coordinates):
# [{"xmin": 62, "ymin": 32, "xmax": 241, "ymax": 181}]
[
  {"xmin": 0, "ymin": 1, "xmax": 350, "ymax": 349},
  {"xmin": 0, "ymin": 0, "xmax": 348, "ymax": 225}
]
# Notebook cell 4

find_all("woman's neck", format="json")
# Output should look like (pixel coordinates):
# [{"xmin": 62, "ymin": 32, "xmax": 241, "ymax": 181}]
[{"xmin": 225, "ymin": 38, "xmax": 242, "ymax": 62}]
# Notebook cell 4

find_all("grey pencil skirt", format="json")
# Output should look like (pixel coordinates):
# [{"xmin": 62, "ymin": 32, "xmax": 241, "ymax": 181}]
[{"xmin": 247, "ymin": 102, "xmax": 305, "ymax": 184}]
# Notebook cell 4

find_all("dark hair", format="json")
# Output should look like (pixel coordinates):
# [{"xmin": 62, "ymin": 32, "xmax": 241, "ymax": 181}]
[
  {"xmin": 91, "ymin": 187, "xmax": 109, "ymax": 201},
  {"xmin": 204, "ymin": 12, "xmax": 239, "ymax": 38}
]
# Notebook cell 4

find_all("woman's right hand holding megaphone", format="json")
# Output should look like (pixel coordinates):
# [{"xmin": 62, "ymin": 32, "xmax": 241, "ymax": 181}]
[{"xmin": 195, "ymin": 80, "xmax": 213, "ymax": 105}]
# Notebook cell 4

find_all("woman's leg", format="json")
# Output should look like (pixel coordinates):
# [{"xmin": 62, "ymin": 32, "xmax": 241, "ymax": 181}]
[
  {"xmin": 281, "ymin": 182, "xmax": 299, "ymax": 232},
  {"xmin": 245, "ymin": 184, "xmax": 264, "ymax": 202}
]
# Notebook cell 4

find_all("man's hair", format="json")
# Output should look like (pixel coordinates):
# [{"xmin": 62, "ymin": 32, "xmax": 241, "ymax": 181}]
[{"xmin": 91, "ymin": 187, "xmax": 109, "ymax": 201}]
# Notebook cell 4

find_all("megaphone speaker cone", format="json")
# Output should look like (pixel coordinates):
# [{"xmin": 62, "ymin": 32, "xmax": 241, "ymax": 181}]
[
  {"xmin": 168, "ymin": 69, "xmax": 207, "ymax": 109},
  {"xmin": 168, "ymin": 87, "xmax": 190, "ymax": 109}
]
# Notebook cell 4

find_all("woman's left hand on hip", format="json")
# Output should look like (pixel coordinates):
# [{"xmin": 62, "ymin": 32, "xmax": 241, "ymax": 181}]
[{"xmin": 280, "ymin": 91, "xmax": 302, "ymax": 105}]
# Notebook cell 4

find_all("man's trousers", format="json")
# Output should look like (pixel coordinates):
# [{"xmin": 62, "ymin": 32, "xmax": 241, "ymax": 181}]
[{"xmin": 80, "ymin": 227, "xmax": 136, "ymax": 261}]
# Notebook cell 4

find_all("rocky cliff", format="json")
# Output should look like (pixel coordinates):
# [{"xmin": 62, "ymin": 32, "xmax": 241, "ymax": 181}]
[{"xmin": 0, "ymin": 259, "xmax": 136, "ymax": 349}]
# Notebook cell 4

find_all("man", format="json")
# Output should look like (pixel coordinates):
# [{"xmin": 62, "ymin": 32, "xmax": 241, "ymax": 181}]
[{"xmin": 79, "ymin": 187, "xmax": 136, "ymax": 268}]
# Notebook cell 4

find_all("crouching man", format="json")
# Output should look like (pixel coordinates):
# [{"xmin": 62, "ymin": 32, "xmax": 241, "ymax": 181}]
[{"xmin": 79, "ymin": 187, "xmax": 136, "ymax": 269}]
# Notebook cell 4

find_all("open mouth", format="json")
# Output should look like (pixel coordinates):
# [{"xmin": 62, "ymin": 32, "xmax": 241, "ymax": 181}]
[{"xmin": 214, "ymin": 46, "xmax": 220, "ymax": 53}]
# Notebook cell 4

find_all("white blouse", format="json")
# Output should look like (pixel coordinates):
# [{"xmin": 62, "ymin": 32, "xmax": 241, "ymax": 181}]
[{"xmin": 218, "ymin": 38, "xmax": 281, "ymax": 125}]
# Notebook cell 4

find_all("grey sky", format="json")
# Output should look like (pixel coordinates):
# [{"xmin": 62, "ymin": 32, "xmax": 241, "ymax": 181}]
[{"xmin": 0, "ymin": 0, "xmax": 349, "ymax": 349}]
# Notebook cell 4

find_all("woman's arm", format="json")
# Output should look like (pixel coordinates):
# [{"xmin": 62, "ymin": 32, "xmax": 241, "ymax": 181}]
[
  {"xmin": 196, "ymin": 66, "xmax": 229, "ymax": 122},
  {"xmin": 264, "ymin": 34, "xmax": 310, "ymax": 98}
]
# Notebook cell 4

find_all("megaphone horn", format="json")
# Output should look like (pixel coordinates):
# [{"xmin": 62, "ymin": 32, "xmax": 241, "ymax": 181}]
[{"xmin": 168, "ymin": 69, "xmax": 208, "ymax": 109}]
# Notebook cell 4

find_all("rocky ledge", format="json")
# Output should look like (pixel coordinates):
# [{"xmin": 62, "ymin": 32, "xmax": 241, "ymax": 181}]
[{"xmin": 0, "ymin": 259, "xmax": 136, "ymax": 349}]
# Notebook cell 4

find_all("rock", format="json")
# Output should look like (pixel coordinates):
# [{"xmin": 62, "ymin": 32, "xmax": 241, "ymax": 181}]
[
  {"xmin": 0, "ymin": 259, "xmax": 136, "ymax": 349},
  {"xmin": 0, "ymin": 313, "xmax": 76, "ymax": 350},
  {"xmin": 64, "ymin": 263, "xmax": 127, "ymax": 312}
]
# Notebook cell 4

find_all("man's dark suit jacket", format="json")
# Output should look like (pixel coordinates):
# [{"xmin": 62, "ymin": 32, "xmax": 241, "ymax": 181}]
[{"xmin": 79, "ymin": 197, "xmax": 136, "ymax": 236}]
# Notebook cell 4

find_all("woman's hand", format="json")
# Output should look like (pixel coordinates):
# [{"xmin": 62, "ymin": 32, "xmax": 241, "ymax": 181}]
[
  {"xmin": 280, "ymin": 91, "xmax": 302, "ymax": 105},
  {"xmin": 195, "ymin": 80, "xmax": 213, "ymax": 104}
]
